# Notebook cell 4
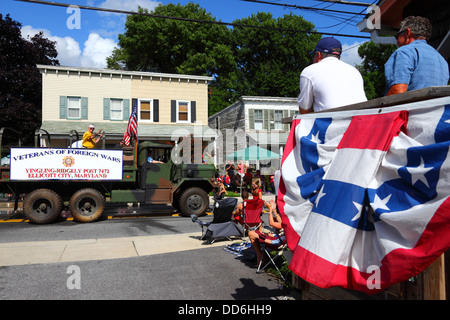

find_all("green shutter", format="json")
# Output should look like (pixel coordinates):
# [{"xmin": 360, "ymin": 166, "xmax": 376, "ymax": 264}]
[
  {"xmin": 263, "ymin": 109, "xmax": 269, "ymax": 130},
  {"xmin": 269, "ymin": 110, "xmax": 274, "ymax": 131},
  {"xmin": 283, "ymin": 110, "xmax": 289, "ymax": 131},
  {"xmin": 103, "ymin": 98, "xmax": 110, "ymax": 120},
  {"xmin": 248, "ymin": 109, "xmax": 254, "ymax": 130},
  {"xmin": 81, "ymin": 97, "xmax": 88, "ymax": 120},
  {"xmin": 59, "ymin": 96, "xmax": 67, "ymax": 119},
  {"xmin": 123, "ymin": 99, "xmax": 130, "ymax": 120}
]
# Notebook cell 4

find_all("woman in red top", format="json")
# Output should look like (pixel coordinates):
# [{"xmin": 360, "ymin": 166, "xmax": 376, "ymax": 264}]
[{"xmin": 251, "ymin": 178, "xmax": 262, "ymax": 200}]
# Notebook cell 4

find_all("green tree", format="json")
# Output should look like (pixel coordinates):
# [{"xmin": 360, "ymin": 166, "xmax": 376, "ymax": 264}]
[
  {"xmin": 356, "ymin": 41, "xmax": 397, "ymax": 100},
  {"xmin": 107, "ymin": 3, "xmax": 233, "ymax": 75},
  {"xmin": 0, "ymin": 14, "xmax": 59, "ymax": 145},
  {"xmin": 232, "ymin": 12, "xmax": 319, "ymax": 97},
  {"xmin": 107, "ymin": 3, "xmax": 320, "ymax": 115},
  {"xmin": 107, "ymin": 3, "xmax": 237, "ymax": 114}
]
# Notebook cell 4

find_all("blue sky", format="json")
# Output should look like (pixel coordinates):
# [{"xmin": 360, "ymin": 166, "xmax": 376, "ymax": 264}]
[{"xmin": 2, "ymin": 0, "xmax": 376, "ymax": 68}]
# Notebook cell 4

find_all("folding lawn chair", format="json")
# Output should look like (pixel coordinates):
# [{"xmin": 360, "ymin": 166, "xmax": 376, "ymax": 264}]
[
  {"xmin": 256, "ymin": 230, "xmax": 292, "ymax": 281},
  {"xmin": 241, "ymin": 198, "xmax": 265, "ymax": 231},
  {"xmin": 192, "ymin": 197, "xmax": 244, "ymax": 243}
]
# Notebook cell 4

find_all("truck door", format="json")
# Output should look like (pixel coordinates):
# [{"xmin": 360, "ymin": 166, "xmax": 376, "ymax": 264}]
[{"xmin": 142, "ymin": 162, "xmax": 173, "ymax": 203}]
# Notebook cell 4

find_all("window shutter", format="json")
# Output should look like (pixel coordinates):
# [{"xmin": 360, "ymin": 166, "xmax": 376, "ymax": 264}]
[
  {"xmin": 153, "ymin": 99, "xmax": 159, "ymax": 122},
  {"xmin": 103, "ymin": 98, "xmax": 110, "ymax": 120},
  {"xmin": 263, "ymin": 109, "xmax": 269, "ymax": 130},
  {"xmin": 283, "ymin": 110, "xmax": 289, "ymax": 131},
  {"xmin": 248, "ymin": 109, "xmax": 254, "ymax": 130},
  {"xmin": 269, "ymin": 110, "xmax": 275, "ymax": 130},
  {"xmin": 81, "ymin": 97, "xmax": 88, "ymax": 120},
  {"xmin": 171, "ymin": 100, "xmax": 176, "ymax": 122},
  {"xmin": 191, "ymin": 101, "xmax": 196, "ymax": 123},
  {"xmin": 59, "ymin": 96, "xmax": 67, "ymax": 119},
  {"xmin": 123, "ymin": 99, "xmax": 130, "ymax": 120}
]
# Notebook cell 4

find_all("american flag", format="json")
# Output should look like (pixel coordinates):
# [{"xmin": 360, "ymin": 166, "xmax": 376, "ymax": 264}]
[
  {"xmin": 123, "ymin": 99, "xmax": 138, "ymax": 146},
  {"xmin": 278, "ymin": 97, "xmax": 450, "ymax": 294}
]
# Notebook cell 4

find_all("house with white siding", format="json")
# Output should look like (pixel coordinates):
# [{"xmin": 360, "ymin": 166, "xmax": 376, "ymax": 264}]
[{"xmin": 37, "ymin": 65, "xmax": 216, "ymax": 151}]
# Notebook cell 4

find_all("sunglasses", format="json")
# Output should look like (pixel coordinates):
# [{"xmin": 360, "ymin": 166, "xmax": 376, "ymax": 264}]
[{"xmin": 395, "ymin": 29, "xmax": 407, "ymax": 39}]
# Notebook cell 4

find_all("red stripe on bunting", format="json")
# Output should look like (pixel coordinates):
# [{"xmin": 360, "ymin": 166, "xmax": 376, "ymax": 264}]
[
  {"xmin": 337, "ymin": 111, "xmax": 408, "ymax": 151},
  {"xmin": 278, "ymin": 118, "xmax": 301, "ymax": 251}
]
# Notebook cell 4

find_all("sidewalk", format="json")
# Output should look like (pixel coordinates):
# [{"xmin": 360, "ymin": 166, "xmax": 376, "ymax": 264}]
[{"xmin": 0, "ymin": 232, "xmax": 241, "ymax": 267}]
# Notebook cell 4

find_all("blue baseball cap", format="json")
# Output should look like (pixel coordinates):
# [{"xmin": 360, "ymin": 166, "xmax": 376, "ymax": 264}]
[{"xmin": 310, "ymin": 37, "xmax": 342, "ymax": 55}]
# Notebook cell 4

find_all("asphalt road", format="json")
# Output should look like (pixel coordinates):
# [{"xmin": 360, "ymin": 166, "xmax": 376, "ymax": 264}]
[{"xmin": 0, "ymin": 203, "xmax": 294, "ymax": 301}]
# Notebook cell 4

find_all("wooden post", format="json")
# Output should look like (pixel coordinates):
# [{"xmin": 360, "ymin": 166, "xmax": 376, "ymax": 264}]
[{"xmin": 422, "ymin": 254, "xmax": 446, "ymax": 300}]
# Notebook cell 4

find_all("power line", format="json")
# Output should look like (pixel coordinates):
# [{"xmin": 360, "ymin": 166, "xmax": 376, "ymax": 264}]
[
  {"xmin": 241, "ymin": 0, "xmax": 366, "ymax": 16},
  {"xmin": 14, "ymin": 0, "xmax": 370, "ymax": 39},
  {"xmin": 241, "ymin": 0, "xmax": 373, "ymax": 32},
  {"xmin": 312, "ymin": 0, "xmax": 374, "ymax": 7}
]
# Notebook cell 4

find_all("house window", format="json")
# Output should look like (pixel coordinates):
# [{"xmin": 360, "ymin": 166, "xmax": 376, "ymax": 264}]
[
  {"xmin": 110, "ymin": 99, "xmax": 123, "ymax": 120},
  {"xmin": 177, "ymin": 101, "xmax": 190, "ymax": 123},
  {"xmin": 254, "ymin": 109, "xmax": 263, "ymax": 130},
  {"xmin": 139, "ymin": 99, "xmax": 152, "ymax": 122},
  {"xmin": 67, "ymin": 97, "xmax": 81, "ymax": 119},
  {"xmin": 274, "ymin": 110, "xmax": 283, "ymax": 130}
]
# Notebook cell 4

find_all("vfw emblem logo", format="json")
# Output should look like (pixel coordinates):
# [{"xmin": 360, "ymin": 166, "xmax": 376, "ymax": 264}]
[{"xmin": 63, "ymin": 156, "xmax": 75, "ymax": 167}]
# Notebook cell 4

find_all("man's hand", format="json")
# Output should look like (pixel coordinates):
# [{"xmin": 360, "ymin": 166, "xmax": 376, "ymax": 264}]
[{"xmin": 299, "ymin": 107, "xmax": 312, "ymax": 114}]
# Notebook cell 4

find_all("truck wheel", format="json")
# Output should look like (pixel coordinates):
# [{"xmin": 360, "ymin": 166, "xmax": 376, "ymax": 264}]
[
  {"xmin": 69, "ymin": 188, "xmax": 105, "ymax": 223},
  {"xmin": 179, "ymin": 187, "xmax": 209, "ymax": 217},
  {"xmin": 23, "ymin": 189, "xmax": 62, "ymax": 224}
]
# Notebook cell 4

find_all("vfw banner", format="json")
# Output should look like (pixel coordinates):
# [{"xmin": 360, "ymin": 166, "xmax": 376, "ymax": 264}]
[
  {"xmin": 10, "ymin": 148, "xmax": 123, "ymax": 181},
  {"xmin": 278, "ymin": 97, "xmax": 450, "ymax": 294}
]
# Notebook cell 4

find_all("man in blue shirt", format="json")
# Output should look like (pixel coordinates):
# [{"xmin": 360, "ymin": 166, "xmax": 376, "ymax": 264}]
[
  {"xmin": 385, "ymin": 16, "xmax": 449, "ymax": 96},
  {"xmin": 147, "ymin": 150, "xmax": 163, "ymax": 164}
]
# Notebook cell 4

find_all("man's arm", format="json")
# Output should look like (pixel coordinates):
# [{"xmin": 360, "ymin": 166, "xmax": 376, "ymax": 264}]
[
  {"xmin": 386, "ymin": 83, "xmax": 408, "ymax": 96},
  {"xmin": 297, "ymin": 76, "xmax": 314, "ymax": 113}
]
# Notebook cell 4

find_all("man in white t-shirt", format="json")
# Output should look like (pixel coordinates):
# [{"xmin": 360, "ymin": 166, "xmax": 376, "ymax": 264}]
[{"xmin": 297, "ymin": 37, "xmax": 367, "ymax": 114}]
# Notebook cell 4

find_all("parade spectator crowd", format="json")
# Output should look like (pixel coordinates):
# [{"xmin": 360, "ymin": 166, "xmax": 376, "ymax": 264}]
[{"xmin": 216, "ymin": 160, "xmax": 276, "ymax": 196}]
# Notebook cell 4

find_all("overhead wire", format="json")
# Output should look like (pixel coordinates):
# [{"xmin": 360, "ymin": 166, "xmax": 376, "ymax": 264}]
[
  {"xmin": 241, "ymin": 0, "xmax": 366, "ymax": 16},
  {"xmin": 14, "ymin": 0, "xmax": 371, "ymax": 39},
  {"xmin": 241, "ymin": 0, "xmax": 371, "ymax": 29}
]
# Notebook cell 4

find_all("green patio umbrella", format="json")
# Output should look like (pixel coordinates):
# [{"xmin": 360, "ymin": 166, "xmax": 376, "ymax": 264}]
[
  {"xmin": 226, "ymin": 145, "xmax": 281, "ymax": 196},
  {"xmin": 226, "ymin": 145, "xmax": 281, "ymax": 161}
]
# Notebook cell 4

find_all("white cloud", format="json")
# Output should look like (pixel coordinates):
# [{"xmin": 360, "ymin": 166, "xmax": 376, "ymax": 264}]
[
  {"xmin": 81, "ymin": 33, "xmax": 117, "ymax": 68},
  {"xmin": 21, "ymin": 25, "xmax": 116, "ymax": 69},
  {"xmin": 341, "ymin": 41, "xmax": 367, "ymax": 67},
  {"xmin": 98, "ymin": 0, "xmax": 161, "ymax": 12}
]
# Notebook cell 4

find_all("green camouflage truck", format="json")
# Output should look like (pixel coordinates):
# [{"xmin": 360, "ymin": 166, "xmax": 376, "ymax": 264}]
[{"xmin": 0, "ymin": 132, "xmax": 216, "ymax": 224}]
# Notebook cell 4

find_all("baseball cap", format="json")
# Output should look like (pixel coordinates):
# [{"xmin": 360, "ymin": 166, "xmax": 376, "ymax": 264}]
[
  {"xmin": 88, "ymin": 124, "xmax": 95, "ymax": 128},
  {"xmin": 310, "ymin": 37, "xmax": 342, "ymax": 55}
]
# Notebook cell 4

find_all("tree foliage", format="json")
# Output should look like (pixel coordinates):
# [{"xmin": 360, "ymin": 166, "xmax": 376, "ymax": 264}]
[
  {"xmin": 356, "ymin": 41, "xmax": 397, "ymax": 100},
  {"xmin": 232, "ymin": 12, "xmax": 319, "ymax": 98},
  {"xmin": 0, "ymin": 14, "xmax": 59, "ymax": 145},
  {"xmin": 107, "ymin": 3, "xmax": 320, "ymax": 115}
]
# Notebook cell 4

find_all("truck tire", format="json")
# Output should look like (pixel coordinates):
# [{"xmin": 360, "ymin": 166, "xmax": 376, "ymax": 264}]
[
  {"xmin": 179, "ymin": 187, "xmax": 209, "ymax": 217},
  {"xmin": 69, "ymin": 188, "xmax": 105, "ymax": 223},
  {"xmin": 23, "ymin": 189, "xmax": 63, "ymax": 224}
]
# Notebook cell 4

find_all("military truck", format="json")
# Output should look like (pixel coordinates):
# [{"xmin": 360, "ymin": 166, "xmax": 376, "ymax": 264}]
[{"xmin": 0, "ymin": 131, "xmax": 217, "ymax": 224}]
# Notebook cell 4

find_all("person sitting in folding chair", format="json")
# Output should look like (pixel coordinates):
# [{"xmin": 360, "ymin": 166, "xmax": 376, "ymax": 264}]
[
  {"xmin": 214, "ymin": 178, "xmax": 228, "ymax": 201},
  {"xmin": 232, "ymin": 190, "xmax": 249, "ymax": 224},
  {"xmin": 248, "ymin": 200, "xmax": 283, "ymax": 267}
]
